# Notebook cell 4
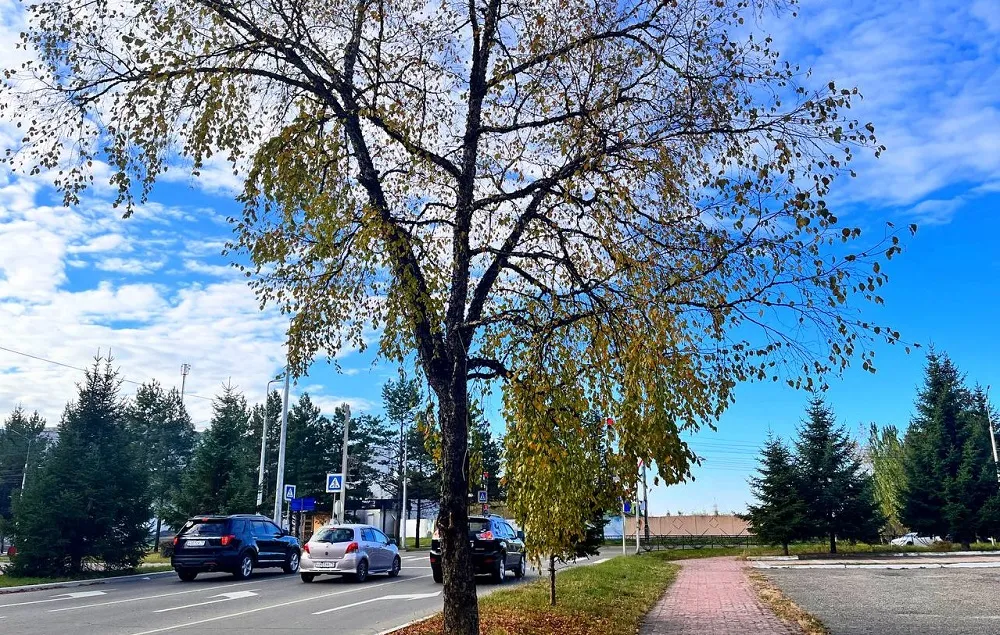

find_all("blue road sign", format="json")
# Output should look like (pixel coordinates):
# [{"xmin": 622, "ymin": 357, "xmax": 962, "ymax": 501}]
[
  {"xmin": 283, "ymin": 484, "xmax": 296, "ymax": 501},
  {"xmin": 290, "ymin": 497, "xmax": 316, "ymax": 512},
  {"xmin": 326, "ymin": 473, "xmax": 344, "ymax": 493},
  {"xmin": 478, "ymin": 490, "xmax": 488, "ymax": 503},
  {"xmin": 623, "ymin": 501, "xmax": 633, "ymax": 514}
]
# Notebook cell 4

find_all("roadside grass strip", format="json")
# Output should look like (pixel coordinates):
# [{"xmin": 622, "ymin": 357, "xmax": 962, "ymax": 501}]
[
  {"xmin": 0, "ymin": 565, "xmax": 173, "ymax": 589},
  {"xmin": 747, "ymin": 570, "xmax": 828, "ymax": 635},
  {"xmin": 389, "ymin": 555, "xmax": 678, "ymax": 635}
]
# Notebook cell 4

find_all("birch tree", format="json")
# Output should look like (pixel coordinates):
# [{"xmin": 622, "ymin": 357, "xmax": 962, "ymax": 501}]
[{"xmin": 2, "ymin": 0, "xmax": 906, "ymax": 630}]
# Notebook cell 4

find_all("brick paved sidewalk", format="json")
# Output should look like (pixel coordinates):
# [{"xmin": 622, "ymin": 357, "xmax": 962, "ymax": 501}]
[{"xmin": 640, "ymin": 557, "xmax": 797, "ymax": 635}]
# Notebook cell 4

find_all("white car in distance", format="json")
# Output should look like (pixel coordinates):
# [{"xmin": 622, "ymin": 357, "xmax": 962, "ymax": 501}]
[{"xmin": 890, "ymin": 532, "xmax": 941, "ymax": 547}]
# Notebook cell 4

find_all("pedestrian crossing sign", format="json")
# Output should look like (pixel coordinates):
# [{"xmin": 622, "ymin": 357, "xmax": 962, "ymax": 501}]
[{"xmin": 326, "ymin": 473, "xmax": 344, "ymax": 493}]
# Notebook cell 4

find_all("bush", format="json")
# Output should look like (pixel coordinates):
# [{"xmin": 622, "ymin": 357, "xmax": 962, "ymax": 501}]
[{"xmin": 159, "ymin": 538, "xmax": 174, "ymax": 558}]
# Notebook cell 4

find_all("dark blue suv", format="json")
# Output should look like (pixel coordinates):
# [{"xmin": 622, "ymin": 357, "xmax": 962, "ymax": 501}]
[{"xmin": 171, "ymin": 514, "xmax": 301, "ymax": 581}]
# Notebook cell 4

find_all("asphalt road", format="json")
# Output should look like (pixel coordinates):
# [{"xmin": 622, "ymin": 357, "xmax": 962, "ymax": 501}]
[
  {"xmin": 765, "ymin": 567, "xmax": 1000, "ymax": 635},
  {"xmin": 0, "ymin": 552, "xmax": 609, "ymax": 634}
]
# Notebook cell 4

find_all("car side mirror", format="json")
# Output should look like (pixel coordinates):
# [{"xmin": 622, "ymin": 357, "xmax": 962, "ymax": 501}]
[
  {"xmin": 388, "ymin": 538, "xmax": 396, "ymax": 546},
  {"xmin": 516, "ymin": 531, "xmax": 525, "ymax": 541}
]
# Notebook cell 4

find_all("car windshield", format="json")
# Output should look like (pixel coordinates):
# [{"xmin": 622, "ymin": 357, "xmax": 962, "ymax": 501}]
[
  {"xmin": 181, "ymin": 520, "xmax": 227, "ymax": 537},
  {"xmin": 313, "ymin": 528, "xmax": 355, "ymax": 543},
  {"xmin": 468, "ymin": 519, "xmax": 492, "ymax": 537}
]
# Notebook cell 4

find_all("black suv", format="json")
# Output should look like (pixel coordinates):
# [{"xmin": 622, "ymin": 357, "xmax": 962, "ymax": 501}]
[
  {"xmin": 171, "ymin": 514, "xmax": 301, "ymax": 581},
  {"xmin": 430, "ymin": 515, "xmax": 526, "ymax": 583}
]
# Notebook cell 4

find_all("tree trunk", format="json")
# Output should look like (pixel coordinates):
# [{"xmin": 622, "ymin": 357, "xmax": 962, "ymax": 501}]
[
  {"xmin": 434, "ymin": 376, "xmax": 479, "ymax": 635},
  {"xmin": 782, "ymin": 541, "xmax": 789, "ymax": 557},
  {"xmin": 154, "ymin": 515, "xmax": 163, "ymax": 553},
  {"xmin": 415, "ymin": 499, "xmax": 421, "ymax": 549},
  {"xmin": 549, "ymin": 555, "xmax": 557, "ymax": 606},
  {"xmin": 829, "ymin": 532, "xmax": 836, "ymax": 554}
]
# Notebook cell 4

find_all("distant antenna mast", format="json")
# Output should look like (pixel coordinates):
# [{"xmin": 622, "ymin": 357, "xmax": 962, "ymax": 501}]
[{"xmin": 180, "ymin": 364, "xmax": 191, "ymax": 402}]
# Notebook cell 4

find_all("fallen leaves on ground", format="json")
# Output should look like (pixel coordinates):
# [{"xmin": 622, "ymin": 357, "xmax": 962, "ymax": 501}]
[
  {"xmin": 747, "ymin": 570, "xmax": 828, "ymax": 635},
  {"xmin": 391, "ymin": 606, "xmax": 615, "ymax": 635}
]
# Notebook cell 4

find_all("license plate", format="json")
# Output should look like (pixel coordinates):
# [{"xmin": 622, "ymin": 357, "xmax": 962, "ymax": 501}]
[
  {"xmin": 314, "ymin": 562, "xmax": 336, "ymax": 570},
  {"xmin": 185, "ymin": 540, "xmax": 206, "ymax": 547}
]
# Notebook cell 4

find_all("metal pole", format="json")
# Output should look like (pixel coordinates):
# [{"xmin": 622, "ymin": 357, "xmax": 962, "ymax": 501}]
[
  {"xmin": 338, "ymin": 405, "xmax": 352, "ymax": 522},
  {"xmin": 400, "ymin": 433, "xmax": 409, "ymax": 551},
  {"xmin": 179, "ymin": 363, "xmax": 191, "ymax": 402},
  {"xmin": 621, "ymin": 509, "xmax": 626, "ymax": 556},
  {"xmin": 635, "ymin": 479, "xmax": 640, "ymax": 555},
  {"xmin": 643, "ymin": 463, "xmax": 650, "ymax": 542},
  {"xmin": 272, "ymin": 371, "xmax": 291, "ymax": 525},
  {"xmin": 987, "ymin": 386, "xmax": 1000, "ymax": 487},
  {"xmin": 257, "ymin": 378, "xmax": 283, "ymax": 509},
  {"xmin": 20, "ymin": 438, "xmax": 31, "ymax": 492}
]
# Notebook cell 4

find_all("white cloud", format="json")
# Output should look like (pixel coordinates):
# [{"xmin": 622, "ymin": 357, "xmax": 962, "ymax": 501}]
[
  {"xmin": 309, "ymin": 394, "xmax": 377, "ymax": 417},
  {"xmin": 69, "ymin": 233, "xmax": 128, "ymax": 254},
  {"xmin": 183, "ymin": 260, "xmax": 237, "ymax": 277},
  {"xmin": 763, "ymin": 0, "xmax": 1000, "ymax": 216},
  {"xmin": 96, "ymin": 257, "xmax": 166, "ymax": 275}
]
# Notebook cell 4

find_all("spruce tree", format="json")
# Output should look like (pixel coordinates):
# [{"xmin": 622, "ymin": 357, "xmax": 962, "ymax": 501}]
[
  {"xmin": 283, "ymin": 393, "xmax": 339, "ymax": 501},
  {"xmin": 168, "ymin": 385, "xmax": 256, "ymax": 525},
  {"xmin": 795, "ymin": 398, "xmax": 883, "ymax": 553},
  {"xmin": 901, "ymin": 354, "xmax": 995, "ymax": 548},
  {"xmin": 11, "ymin": 358, "xmax": 150, "ymax": 576},
  {"xmin": 248, "ymin": 390, "xmax": 284, "ymax": 512},
  {"xmin": 741, "ymin": 434, "xmax": 806, "ymax": 556},
  {"xmin": 0, "ymin": 407, "xmax": 47, "ymax": 530},
  {"xmin": 127, "ymin": 381, "xmax": 196, "ymax": 539}
]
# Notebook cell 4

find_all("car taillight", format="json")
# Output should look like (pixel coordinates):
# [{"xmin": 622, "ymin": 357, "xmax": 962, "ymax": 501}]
[
  {"xmin": 173, "ymin": 536, "xmax": 179, "ymax": 546},
  {"xmin": 220, "ymin": 535, "xmax": 236, "ymax": 546},
  {"xmin": 303, "ymin": 543, "xmax": 310, "ymax": 554},
  {"xmin": 477, "ymin": 531, "xmax": 494, "ymax": 541},
  {"xmin": 345, "ymin": 542, "xmax": 359, "ymax": 554}
]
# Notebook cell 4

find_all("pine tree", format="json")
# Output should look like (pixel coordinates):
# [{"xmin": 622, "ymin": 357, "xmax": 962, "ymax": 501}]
[
  {"xmin": 469, "ymin": 401, "xmax": 504, "ymax": 502},
  {"xmin": 795, "ymin": 398, "xmax": 883, "ymax": 553},
  {"xmin": 382, "ymin": 372, "xmax": 422, "ymax": 537},
  {"xmin": 283, "ymin": 393, "xmax": 340, "ymax": 501},
  {"xmin": 127, "ymin": 381, "xmax": 196, "ymax": 540},
  {"xmin": 248, "ymin": 390, "xmax": 284, "ymax": 512},
  {"xmin": 0, "ymin": 407, "xmax": 47, "ymax": 531},
  {"xmin": 168, "ymin": 385, "xmax": 256, "ymax": 526},
  {"xmin": 901, "ymin": 354, "xmax": 995, "ymax": 548},
  {"xmin": 11, "ymin": 358, "xmax": 150, "ymax": 576},
  {"xmin": 406, "ymin": 414, "xmax": 441, "ymax": 548},
  {"xmin": 343, "ymin": 412, "xmax": 395, "ymax": 507},
  {"xmin": 741, "ymin": 434, "xmax": 807, "ymax": 556}
]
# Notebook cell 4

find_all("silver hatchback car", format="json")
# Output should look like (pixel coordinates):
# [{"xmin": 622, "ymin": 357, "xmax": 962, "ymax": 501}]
[{"xmin": 300, "ymin": 524, "xmax": 401, "ymax": 583}]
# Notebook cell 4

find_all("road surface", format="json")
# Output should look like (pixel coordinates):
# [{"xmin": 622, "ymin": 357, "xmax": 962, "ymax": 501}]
[{"xmin": 0, "ymin": 552, "xmax": 610, "ymax": 634}]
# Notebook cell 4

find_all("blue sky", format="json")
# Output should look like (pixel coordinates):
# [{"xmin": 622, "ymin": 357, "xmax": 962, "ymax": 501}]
[{"xmin": 0, "ymin": 0, "xmax": 998, "ymax": 514}]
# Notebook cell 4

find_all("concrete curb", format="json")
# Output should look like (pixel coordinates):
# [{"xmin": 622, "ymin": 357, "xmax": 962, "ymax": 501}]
[
  {"xmin": 0, "ymin": 570, "xmax": 175, "ymax": 595},
  {"xmin": 749, "ymin": 550, "xmax": 1000, "ymax": 562},
  {"xmin": 752, "ymin": 561, "xmax": 1000, "ymax": 570}
]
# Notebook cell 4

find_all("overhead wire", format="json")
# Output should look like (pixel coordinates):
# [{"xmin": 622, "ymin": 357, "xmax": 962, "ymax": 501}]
[{"xmin": 0, "ymin": 343, "xmax": 214, "ymax": 402}]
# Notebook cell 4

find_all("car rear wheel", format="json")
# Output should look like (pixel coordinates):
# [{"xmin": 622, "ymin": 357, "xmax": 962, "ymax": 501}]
[
  {"xmin": 491, "ymin": 554, "xmax": 507, "ymax": 583},
  {"xmin": 513, "ymin": 554, "xmax": 525, "ymax": 579},
  {"xmin": 354, "ymin": 559, "xmax": 369, "ymax": 583},
  {"xmin": 233, "ymin": 553, "xmax": 255, "ymax": 580},
  {"xmin": 176, "ymin": 569, "xmax": 198, "ymax": 582},
  {"xmin": 300, "ymin": 573, "xmax": 316, "ymax": 583},
  {"xmin": 283, "ymin": 551, "xmax": 300, "ymax": 574},
  {"xmin": 388, "ymin": 556, "xmax": 401, "ymax": 578},
  {"xmin": 432, "ymin": 565, "xmax": 443, "ymax": 583}
]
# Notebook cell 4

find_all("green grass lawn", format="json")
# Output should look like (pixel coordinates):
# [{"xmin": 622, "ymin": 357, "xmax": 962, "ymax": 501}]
[
  {"xmin": 392, "ymin": 555, "xmax": 678, "ymax": 635},
  {"xmin": 0, "ymin": 564, "xmax": 173, "ymax": 588}
]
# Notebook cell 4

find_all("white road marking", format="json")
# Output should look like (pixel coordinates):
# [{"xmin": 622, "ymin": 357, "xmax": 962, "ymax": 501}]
[
  {"xmin": 0, "ymin": 590, "xmax": 107, "ymax": 609},
  {"xmin": 153, "ymin": 590, "xmax": 258, "ymax": 613},
  {"xmin": 129, "ymin": 575, "xmax": 432, "ymax": 635},
  {"xmin": 312, "ymin": 590, "xmax": 441, "ymax": 615},
  {"xmin": 49, "ymin": 580, "xmax": 259, "ymax": 613}
]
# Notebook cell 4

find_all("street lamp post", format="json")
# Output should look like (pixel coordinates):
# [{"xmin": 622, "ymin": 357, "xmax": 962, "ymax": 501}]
[
  {"xmin": 272, "ymin": 371, "xmax": 292, "ymax": 526},
  {"xmin": 256, "ymin": 376, "xmax": 285, "ymax": 510}
]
